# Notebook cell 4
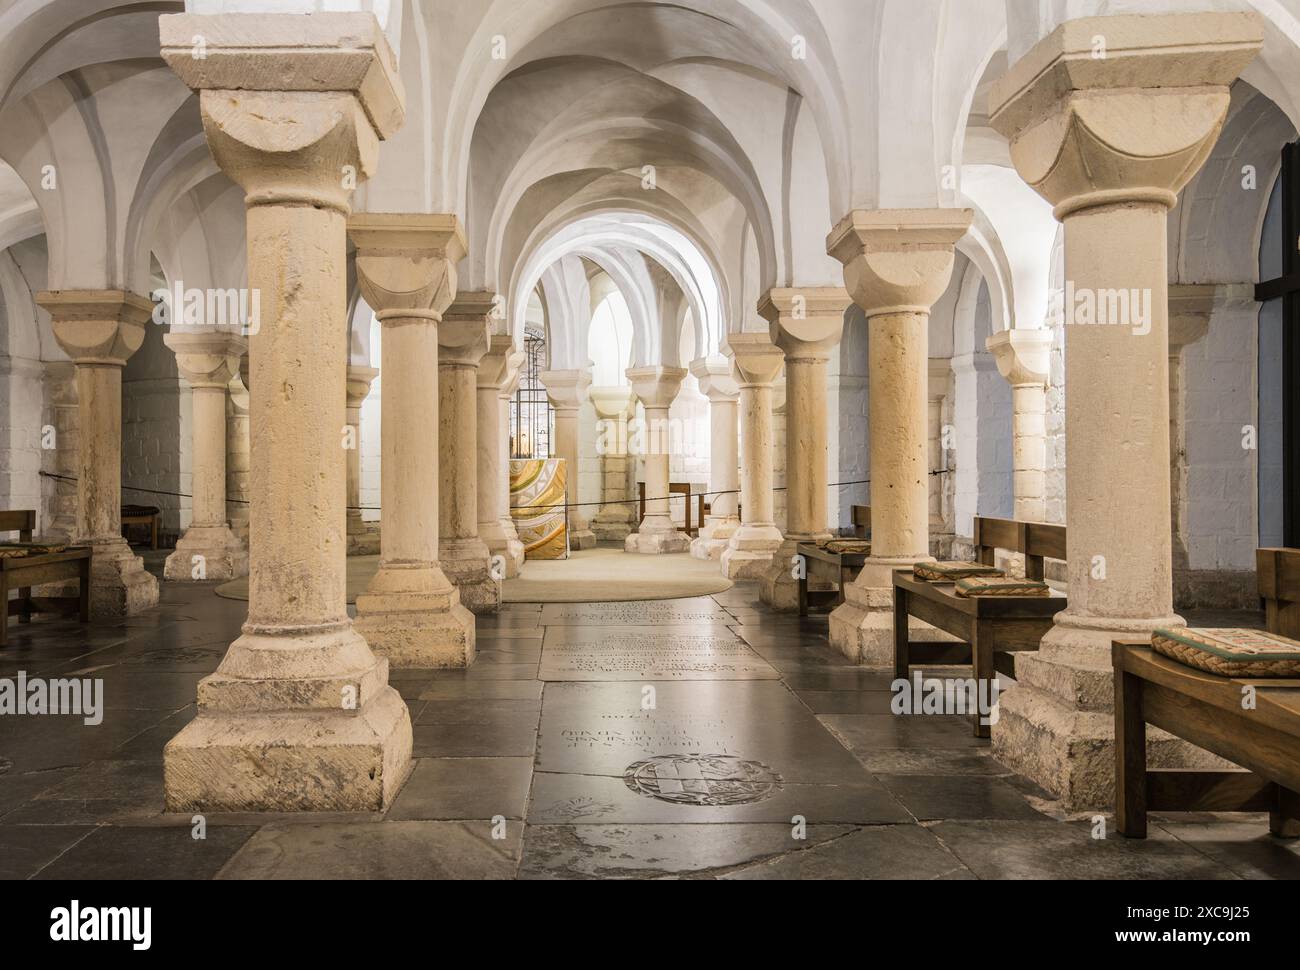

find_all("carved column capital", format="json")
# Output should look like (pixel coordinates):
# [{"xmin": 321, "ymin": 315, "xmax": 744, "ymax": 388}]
[
  {"xmin": 165, "ymin": 331, "xmax": 247, "ymax": 389},
  {"xmin": 826, "ymin": 210, "xmax": 972, "ymax": 316},
  {"xmin": 39, "ymin": 290, "xmax": 152, "ymax": 367},
  {"xmin": 988, "ymin": 13, "xmax": 1263, "ymax": 219},
  {"xmin": 350, "ymin": 214, "xmax": 468, "ymax": 322},
  {"xmin": 758, "ymin": 287, "xmax": 849, "ymax": 361},
  {"xmin": 986, "ymin": 328, "xmax": 1053, "ymax": 388}
]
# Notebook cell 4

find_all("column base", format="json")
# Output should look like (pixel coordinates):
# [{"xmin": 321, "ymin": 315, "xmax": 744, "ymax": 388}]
[
  {"xmin": 990, "ymin": 609, "xmax": 1225, "ymax": 811},
  {"xmin": 163, "ymin": 625, "xmax": 412, "ymax": 812},
  {"xmin": 347, "ymin": 514, "xmax": 381, "ymax": 556},
  {"xmin": 481, "ymin": 522, "xmax": 526, "ymax": 579},
  {"xmin": 79, "ymin": 536, "xmax": 159, "ymax": 618},
  {"xmin": 568, "ymin": 514, "xmax": 597, "ymax": 551},
  {"xmin": 355, "ymin": 563, "xmax": 477, "ymax": 668},
  {"xmin": 592, "ymin": 505, "xmax": 636, "ymax": 542},
  {"xmin": 720, "ymin": 523, "xmax": 782, "ymax": 579},
  {"xmin": 624, "ymin": 529, "xmax": 691, "ymax": 555},
  {"xmin": 828, "ymin": 556, "xmax": 954, "ymax": 666},
  {"xmin": 760, "ymin": 535, "xmax": 832, "ymax": 610},
  {"xmin": 691, "ymin": 516, "xmax": 739, "ymax": 561},
  {"xmin": 439, "ymin": 536, "xmax": 502, "ymax": 614},
  {"xmin": 163, "ymin": 525, "xmax": 248, "ymax": 582}
]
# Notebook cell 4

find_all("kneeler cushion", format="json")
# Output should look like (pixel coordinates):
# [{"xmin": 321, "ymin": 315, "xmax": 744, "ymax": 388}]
[
  {"xmin": 1151, "ymin": 627, "xmax": 1300, "ymax": 678},
  {"xmin": 914, "ymin": 561, "xmax": 1004, "ymax": 582},
  {"xmin": 954, "ymin": 575, "xmax": 1051, "ymax": 598}
]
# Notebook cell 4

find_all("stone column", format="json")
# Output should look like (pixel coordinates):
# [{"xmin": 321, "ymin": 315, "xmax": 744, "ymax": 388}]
[
  {"xmin": 159, "ymin": 12, "xmax": 412, "ymax": 812},
  {"xmin": 41, "ymin": 361, "xmax": 78, "ymax": 542},
  {"xmin": 589, "ymin": 385, "xmax": 638, "ymax": 542},
  {"xmin": 497, "ymin": 355, "xmax": 527, "ymax": 572},
  {"xmin": 345, "ymin": 364, "xmax": 380, "ymax": 555},
  {"xmin": 987, "ymin": 11, "xmax": 1262, "ymax": 809},
  {"xmin": 759, "ymin": 288, "xmax": 848, "ymax": 609},
  {"xmin": 225, "ymin": 360, "xmax": 250, "ymax": 543},
  {"xmin": 688, "ymin": 356, "xmax": 739, "ymax": 560},
  {"xmin": 163, "ymin": 331, "xmax": 248, "ymax": 581},
  {"xmin": 348, "ymin": 214, "xmax": 479, "ymax": 658},
  {"xmin": 720, "ymin": 334, "xmax": 785, "ymax": 578},
  {"xmin": 825, "ymin": 210, "xmax": 973, "ymax": 664},
  {"xmin": 771, "ymin": 378, "xmax": 788, "ymax": 533},
  {"xmin": 479, "ymin": 333, "xmax": 525, "ymax": 577},
  {"xmin": 37, "ymin": 291, "xmax": 160, "ymax": 616},
  {"xmin": 927, "ymin": 358, "xmax": 951, "ymax": 558},
  {"xmin": 986, "ymin": 329, "xmax": 1053, "ymax": 524},
  {"xmin": 539, "ymin": 370, "xmax": 597, "ymax": 550},
  {"xmin": 440, "ymin": 292, "xmax": 501, "ymax": 612},
  {"xmin": 624, "ymin": 366, "xmax": 691, "ymax": 554}
]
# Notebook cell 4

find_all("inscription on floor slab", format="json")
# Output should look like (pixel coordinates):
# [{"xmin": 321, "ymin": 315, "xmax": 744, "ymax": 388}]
[
  {"xmin": 539, "ymin": 600, "xmax": 732, "ymax": 626},
  {"xmin": 539, "ymin": 628, "xmax": 779, "ymax": 681}
]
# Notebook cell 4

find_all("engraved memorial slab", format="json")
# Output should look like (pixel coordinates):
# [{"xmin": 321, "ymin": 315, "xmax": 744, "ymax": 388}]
[
  {"xmin": 539, "ymin": 599, "xmax": 732, "ymax": 626},
  {"xmin": 538, "ymin": 626, "xmax": 779, "ymax": 682}
]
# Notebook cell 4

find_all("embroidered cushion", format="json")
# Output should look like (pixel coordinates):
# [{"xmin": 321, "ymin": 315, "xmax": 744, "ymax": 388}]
[
  {"xmin": 914, "ymin": 561, "xmax": 1004, "ymax": 582},
  {"xmin": 954, "ymin": 575, "xmax": 1051, "ymax": 598},
  {"xmin": 823, "ymin": 539, "xmax": 871, "ymax": 555},
  {"xmin": 1150, "ymin": 627, "xmax": 1300, "ymax": 678}
]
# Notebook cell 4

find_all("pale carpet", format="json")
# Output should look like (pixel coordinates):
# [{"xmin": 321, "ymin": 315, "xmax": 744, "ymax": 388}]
[{"xmin": 214, "ymin": 546, "xmax": 733, "ymax": 604}]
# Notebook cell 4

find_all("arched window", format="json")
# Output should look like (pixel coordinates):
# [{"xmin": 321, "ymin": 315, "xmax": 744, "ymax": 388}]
[
  {"xmin": 587, "ymin": 289, "xmax": 634, "ymax": 385},
  {"xmin": 511, "ymin": 327, "xmax": 552, "ymax": 458}
]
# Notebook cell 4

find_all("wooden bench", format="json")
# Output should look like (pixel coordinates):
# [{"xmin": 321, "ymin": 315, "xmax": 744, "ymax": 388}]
[
  {"xmin": 637, "ymin": 482, "xmax": 696, "ymax": 535},
  {"xmin": 794, "ymin": 506, "xmax": 872, "ymax": 616},
  {"xmin": 972, "ymin": 515, "xmax": 1066, "ymax": 581},
  {"xmin": 0, "ymin": 510, "xmax": 91, "ymax": 647},
  {"xmin": 797, "ymin": 541, "xmax": 871, "ymax": 616},
  {"xmin": 1114, "ymin": 547, "xmax": 1300, "ymax": 839},
  {"xmin": 891, "ymin": 515, "xmax": 1068, "ymax": 737},
  {"xmin": 1257, "ymin": 547, "xmax": 1300, "ymax": 637},
  {"xmin": 121, "ymin": 504, "xmax": 160, "ymax": 549}
]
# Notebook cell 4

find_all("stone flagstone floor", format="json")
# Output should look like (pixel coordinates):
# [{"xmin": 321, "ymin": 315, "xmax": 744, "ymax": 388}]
[{"xmin": 1, "ymin": 554, "xmax": 1298, "ymax": 880}]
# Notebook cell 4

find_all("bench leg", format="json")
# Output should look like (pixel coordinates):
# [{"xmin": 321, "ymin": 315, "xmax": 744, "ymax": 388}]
[
  {"xmin": 892, "ymin": 584, "xmax": 909, "ymax": 680},
  {"xmin": 1271, "ymin": 786, "xmax": 1300, "ymax": 839},
  {"xmin": 18, "ymin": 585, "xmax": 31, "ymax": 623},
  {"xmin": 0, "ymin": 574, "xmax": 7, "ymax": 647},
  {"xmin": 970, "ymin": 621, "xmax": 993, "ymax": 739},
  {"xmin": 798, "ymin": 565, "xmax": 808, "ymax": 618},
  {"xmin": 1115, "ymin": 667, "xmax": 1148, "ymax": 838}
]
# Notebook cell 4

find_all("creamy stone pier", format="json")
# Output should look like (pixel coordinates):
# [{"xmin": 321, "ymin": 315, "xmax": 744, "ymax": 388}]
[
  {"xmin": 624, "ymin": 366, "xmax": 691, "ymax": 554},
  {"xmin": 40, "ymin": 361, "xmax": 78, "ymax": 542},
  {"xmin": 345, "ymin": 364, "xmax": 380, "ymax": 556},
  {"xmin": 759, "ymin": 288, "xmax": 848, "ymax": 609},
  {"xmin": 986, "ymin": 328, "xmax": 1052, "ymax": 524},
  {"xmin": 540, "ymin": 369, "xmax": 597, "ymax": 551},
  {"xmin": 440, "ymin": 292, "xmax": 502, "ymax": 612},
  {"xmin": 927, "ymin": 358, "xmax": 952, "ymax": 557},
  {"xmin": 349, "ymin": 214, "xmax": 480, "ymax": 659},
  {"xmin": 987, "ymin": 11, "xmax": 1264, "ymax": 810},
  {"xmin": 159, "ymin": 12, "xmax": 413, "ymax": 812},
  {"xmin": 496, "ymin": 349, "xmax": 528, "ymax": 575},
  {"xmin": 589, "ymin": 385, "xmax": 639, "ymax": 542},
  {"xmin": 721, "ymin": 333, "xmax": 785, "ymax": 579},
  {"xmin": 479, "ymin": 333, "xmax": 525, "ymax": 577},
  {"xmin": 39, "ymin": 290, "xmax": 160, "ymax": 617},
  {"xmin": 225, "ymin": 361, "xmax": 250, "ymax": 544},
  {"xmin": 162, "ymin": 331, "xmax": 248, "ymax": 582},
  {"xmin": 826, "ymin": 209, "xmax": 972, "ymax": 664},
  {"xmin": 689, "ymin": 356, "xmax": 739, "ymax": 560}
]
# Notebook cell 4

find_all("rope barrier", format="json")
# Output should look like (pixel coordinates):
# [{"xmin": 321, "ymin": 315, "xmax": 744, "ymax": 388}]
[{"xmin": 39, "ymin": 468, "xmax": 952, "ymax": 515}]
